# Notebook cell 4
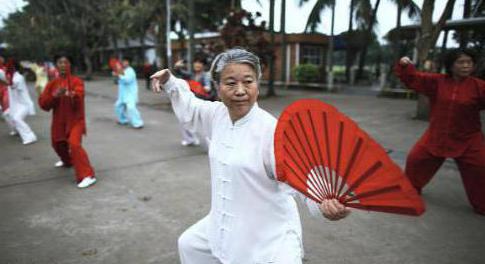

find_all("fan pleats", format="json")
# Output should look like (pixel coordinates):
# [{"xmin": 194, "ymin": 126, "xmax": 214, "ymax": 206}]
[{"xmin": 275, "ymin": 99, "xmax": 425, "ymax": 216}]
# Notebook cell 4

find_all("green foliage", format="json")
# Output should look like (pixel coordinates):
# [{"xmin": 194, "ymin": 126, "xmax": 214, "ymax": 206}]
[
  {"xmin": 0, "ymin": 0, "xmax": 235, "ymax": 72},
  {"xmin": 219, "ymin": 9, "xmax": 274, "ymax": 65},
  {"xmin": 293, "ymin": 64, "xmax": 320, "ymax": 83},
  {"xmin": 298, "ymin": 0, "xmax": 335, "ymax": 33}
]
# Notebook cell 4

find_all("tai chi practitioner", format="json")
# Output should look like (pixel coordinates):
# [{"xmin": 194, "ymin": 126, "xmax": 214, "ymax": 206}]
[
  {"xmin": 0, "ymin": 65, "xmax": 37, "ymax": 144},
  {"xmin": 395, "ymin": 49, "xmax": 485, "ymax": 215},
  {"xmin": 113, "ymin": 57, "xmax": 144, "ymax": 128},
  {"xmin": 39, "ymin": 55, "xmax": 96, "ymax": 188},
  {"xmin": 151, "ymin": 48, "xmax": 350, "ymax": 264}
]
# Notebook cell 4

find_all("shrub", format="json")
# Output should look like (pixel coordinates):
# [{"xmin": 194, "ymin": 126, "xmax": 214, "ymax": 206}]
[{"xmin": 293, "ymin": 64, "xmax": 320, "ymax": 83}]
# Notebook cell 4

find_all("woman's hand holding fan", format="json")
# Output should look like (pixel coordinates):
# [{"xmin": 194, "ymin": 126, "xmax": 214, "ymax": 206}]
[{"xmin": 320, "ymin": 199, "xmax": 351, "ymax": 221}]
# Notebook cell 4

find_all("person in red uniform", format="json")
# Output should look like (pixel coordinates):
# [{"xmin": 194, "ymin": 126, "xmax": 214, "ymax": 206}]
[
  {"xmin": 39, "ymin": 55, "xmax": 96, "ymax": 188},
  {"xmin": 395, "ymin": 49, "xmax": 485, "ymax": 215},
  {"xmin": 0, "ymin": 56, "xmax": 10, "ymax": 114}
]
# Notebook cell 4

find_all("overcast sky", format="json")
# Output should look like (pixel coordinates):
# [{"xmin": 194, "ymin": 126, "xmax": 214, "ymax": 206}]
[
  {"xmin": 1, "ymin": 0, "xmax": 467, "ymax": 44},
  {"xmin": 241, "ymin": 0, "xmax": 466, "ymax": 43}
]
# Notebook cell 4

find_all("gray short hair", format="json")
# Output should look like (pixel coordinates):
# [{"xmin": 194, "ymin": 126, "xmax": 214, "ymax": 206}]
[{"xmin": 209, "ymin": 48, "xmax": 262, "ymax": 84}]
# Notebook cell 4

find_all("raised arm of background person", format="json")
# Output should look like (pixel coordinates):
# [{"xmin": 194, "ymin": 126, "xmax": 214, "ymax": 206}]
[
  {"xmin": 118, "ymin": 67, "xmax": 136, "ymax": 85},
  {"xmin": 394, "ymin": 57, "xmax": 441, "ymax": 97}
]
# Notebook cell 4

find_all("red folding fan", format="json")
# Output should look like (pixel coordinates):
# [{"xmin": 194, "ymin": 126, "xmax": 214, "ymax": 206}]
[
  {"xmin": 187, "ymin": 80, "xmax": 211, "ymax": 99},
  {"xmin": 109, "ymin": 58, "xmax": 122, "ymax": 74},
  {"xmin": 274, "ymin": 99, "xmax": 425, "ymax": 216}
]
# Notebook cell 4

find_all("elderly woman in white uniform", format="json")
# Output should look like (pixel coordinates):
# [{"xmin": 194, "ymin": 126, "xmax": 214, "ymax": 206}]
[
  {"xmin": 0, "ymin": 68, "xmax": 37, "ymax": 145},
  {"xmin": 151, "ymin": 48, "xmax": 350, "ymax": 264}
]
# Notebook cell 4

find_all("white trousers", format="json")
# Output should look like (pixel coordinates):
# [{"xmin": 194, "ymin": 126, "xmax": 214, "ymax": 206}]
[
  {"xmin": 178, "ymin": 217, "xmax": 302, "ymax": 264},
  {"xmin": 6, "ymin": 107, "xmax": 36, "ymax": 144},
  {"xmin": 2, "ymin": 110, "xmax": 16, "ymax": 132}
]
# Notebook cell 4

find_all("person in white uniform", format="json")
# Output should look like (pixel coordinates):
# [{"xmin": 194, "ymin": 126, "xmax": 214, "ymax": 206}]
[
  {"xmin": 0, "ymin": 67, "xmax": 37, "ymax": 145},
  {"xmin": 151, "ymin": 48, "xmax": 350, "ymax": 264}
]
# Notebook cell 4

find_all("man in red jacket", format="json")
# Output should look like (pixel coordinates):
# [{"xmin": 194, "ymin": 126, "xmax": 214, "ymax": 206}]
[
  {"xmin": 39, "ymin": 55, "xmax": 96, "ymax": 188},
  {"xmin": 395, "ymin": 49, "xmax": 485, "ymax": 215}
]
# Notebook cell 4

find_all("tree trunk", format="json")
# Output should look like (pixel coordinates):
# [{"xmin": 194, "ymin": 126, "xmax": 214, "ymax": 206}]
[
  {"xmin": 82, "ymin": 48, "xmax": 93, "ymax": 80},
  {"xmin": 415, "ymin": 0, "xmax": 456, "ymax": 120},
  {"xmin": 140, "ymin": 28, "xmax": 146, "ymax": 64},
  {"xmin": 188, "ymin": 0, "xmax": 195, "ymax": 73},
  {"xmin": 266, "ymin": 0, "xmax": 276, "ymax": 97},
  {"xmin": 356, "ymin": 0, "xmax": 381, "ymax": 81},
  {"xmin": 112, "ymin": 35, "xmax": 120, "ymax": 58},
  {"xmin": 280, "ymin": 0, "xmax": 287, "ymax": 85},
  {"xmin": 459, "ymin": 0, "xmax": 472, "ymax": 48},
  {"xmin": 327, "ymin": 3, "xmax": 335, "ymax": 91},
  {"xmin": 155, "ymin": 12, "xmax": 168, "ymax": 68},
  {"xmin": 345, "ymin": 0, "xmax": 355, "ymax": 82},
  {"xmin": 231, "ymin": 0, "xmax": 241, "ymax": 10},
  {"xmin": 165, "ymin": 0, "xmax": 172, "ymax": 68},
  {"xmin": 416, "ymin": 0, "xmax": 455, "ymax": 65}
]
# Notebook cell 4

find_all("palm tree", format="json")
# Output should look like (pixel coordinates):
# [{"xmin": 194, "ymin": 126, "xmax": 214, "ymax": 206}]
[
  {"xmin": 299, "ymin": 0, "xmax": 335, "ymax": 33},
  {"xmin": 355, "ymin": 0, "xmax": 381, "ymax": 80},
  {"xmin": 391, "ymin": 0, "xmax": 420, "ymax": 56}
]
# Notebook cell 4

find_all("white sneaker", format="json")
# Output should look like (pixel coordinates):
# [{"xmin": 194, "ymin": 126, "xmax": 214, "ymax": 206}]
[
  {"xmin": 22, "ymin": 138, "xmax": 37, "ymax": 145},
  {"xmin": 77, "ymin": 177, "xmax": 96, "ymax": 188},
  {"xmin": 181, "ymin": 139, "xmax": 200, "ymax": 146},
  {"xmin": 9, "ymin": 131, "xmax": 17, "ymax": 136},
  {"xmin": 54, "ymin": 161, "xmax": 65, "ymax": 167}
]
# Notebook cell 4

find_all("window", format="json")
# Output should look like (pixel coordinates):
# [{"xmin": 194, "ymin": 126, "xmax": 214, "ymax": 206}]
[{"xmin": 301, "ymin": 45, "xmax": 323, "ymax": 65}]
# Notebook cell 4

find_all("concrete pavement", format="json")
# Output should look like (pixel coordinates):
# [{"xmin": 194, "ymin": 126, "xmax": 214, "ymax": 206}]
[{"xmin": 0, "ymin": 77, "xmax": 484, "ymax": 264}]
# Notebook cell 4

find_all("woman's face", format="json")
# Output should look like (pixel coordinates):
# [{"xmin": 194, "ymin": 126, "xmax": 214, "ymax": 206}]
[
  {"xmin": 122, "ymin": 59, "xmax": 130, "ymax": 68},
  {"xmin": 452, "ymin": 54, "xmax": 474, "ymax": 79},
  {"xmin": 218, "ymin": 63, "xmax": 259, "ymax": 122},
  {"xmin": 56, "ymin": 57, "xmax": 70, "ymax": 75},
  {"xmin": 193, "ymin": 61, "xmax": 204, "ymax": 73}
]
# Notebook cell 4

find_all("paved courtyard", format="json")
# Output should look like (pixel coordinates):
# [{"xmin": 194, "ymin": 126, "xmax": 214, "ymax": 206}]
[{"xmin": 1, "ymin": 77, "xmax": 484, "ymax": 264}]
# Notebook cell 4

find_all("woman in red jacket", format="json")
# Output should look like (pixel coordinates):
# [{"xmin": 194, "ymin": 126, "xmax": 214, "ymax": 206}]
[
  {"xmin": 39, "ymin": 55, "xmax": 96, "ymax": 188},
  {"xmin": 395, "ymin": 49, "xmax": 485, "ymax": 215}
]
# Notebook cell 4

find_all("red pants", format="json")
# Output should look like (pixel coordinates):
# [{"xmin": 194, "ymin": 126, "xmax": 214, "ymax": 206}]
[
  {"xmin": 405, "ymin": 140, "xmax": 485, "ymax": 215},
  {"xmin": 52, "ymin": 125, "xmax": 95, "ymax": 182}
]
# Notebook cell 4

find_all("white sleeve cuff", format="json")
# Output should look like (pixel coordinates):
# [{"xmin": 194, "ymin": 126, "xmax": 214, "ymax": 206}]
[{"xmin": 163, "ymin": 75, "xmax": 187, "ymax": 96}]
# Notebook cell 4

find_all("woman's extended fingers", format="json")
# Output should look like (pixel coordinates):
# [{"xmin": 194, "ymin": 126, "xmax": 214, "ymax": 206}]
[
  {"xmin": 151, "ymin": 77, "xmax": 161, "ymax": 93},
  {"xmin": 150, "ymin": 69, "xmax": 171, "ymax": 93}
]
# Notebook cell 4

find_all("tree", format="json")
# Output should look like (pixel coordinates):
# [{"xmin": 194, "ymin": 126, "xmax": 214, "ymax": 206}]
[
  {"xmin": 219, "ymin": 9, "xmax": 273, "ymax": 77},
  {"xmin": 414, "ymin": 0, "xmax": 456, "ymax": 120},
  {"xmin": 2, "ymin": 0, "xmax": 122, "ymax": 78},
  {"xmin": 416, "ymin": 0, "xmax": 456, "ymax": 65},
  {"xmin": 390, "ymin": 0, "xmax": 420, "ymax": 56}
]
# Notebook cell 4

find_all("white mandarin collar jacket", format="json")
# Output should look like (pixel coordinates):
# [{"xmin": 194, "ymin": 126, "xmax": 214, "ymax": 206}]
[{"xmin": 163, "ymin": 75, "xmax": 321, "ymax": 263}]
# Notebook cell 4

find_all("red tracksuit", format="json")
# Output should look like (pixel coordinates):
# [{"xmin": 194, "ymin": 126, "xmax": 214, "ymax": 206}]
[
  {"xmin": 395, "ymin": 63, "xmax": 485, "ymax": 214},
  {"xmin": 0, "ymin": 65, "xmax": 8, "ymax": 112},
  {"xmin": 39, "ymin": 75, "xmax": 95, "ymax": 182}
]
